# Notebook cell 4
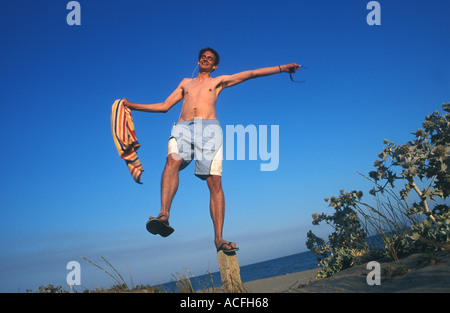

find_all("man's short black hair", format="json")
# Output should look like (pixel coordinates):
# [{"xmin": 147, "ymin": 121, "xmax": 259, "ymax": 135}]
[{"xmin": 198, "ymin": 47, "xmax": 220, "ymax": 66}]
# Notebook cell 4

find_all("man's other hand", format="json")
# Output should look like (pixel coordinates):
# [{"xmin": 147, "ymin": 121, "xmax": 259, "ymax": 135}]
[{"xmin": 280, "ymin": 63, "xmax": 301, "ymax": 73}]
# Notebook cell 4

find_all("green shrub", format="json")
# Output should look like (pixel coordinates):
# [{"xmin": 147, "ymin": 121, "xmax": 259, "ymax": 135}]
[
  {"xmin": 307, "ymin": 103, "xmax": 449, "ymax": 278},
  {"xmin": 306, "ymin": 190, "xmax": 370, "ymax": 278}
]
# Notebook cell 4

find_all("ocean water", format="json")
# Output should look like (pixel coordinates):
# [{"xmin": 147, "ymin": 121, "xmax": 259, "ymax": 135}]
[{"xmin": 157, "ymin": 250, "xmax": 318, "ymax": 292}]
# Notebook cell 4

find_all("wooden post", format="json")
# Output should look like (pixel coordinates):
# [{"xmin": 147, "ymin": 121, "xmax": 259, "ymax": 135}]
[{"xmin": 217, "ymin": 251, "xmax": 243, "ymax": 292}]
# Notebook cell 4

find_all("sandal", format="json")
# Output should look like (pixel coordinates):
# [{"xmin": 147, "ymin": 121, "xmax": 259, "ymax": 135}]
[
  {"xmin": 216, "ymin": 241, "xmax": 239, "ymax": 254},
  {"xmin": 146, "ymin": 215, "xmax": 174, "ymax": 237}
]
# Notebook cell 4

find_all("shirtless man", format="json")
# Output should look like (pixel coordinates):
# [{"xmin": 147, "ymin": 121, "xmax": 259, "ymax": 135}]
[{"xmin": 123, "ymin": 47, "xmax": 300, "ymax": 253}]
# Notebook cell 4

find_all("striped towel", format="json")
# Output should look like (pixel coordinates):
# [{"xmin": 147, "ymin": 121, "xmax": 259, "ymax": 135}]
[{"xmin": 111, "ymin": 99, "xmax": 144, "ymax": 184}]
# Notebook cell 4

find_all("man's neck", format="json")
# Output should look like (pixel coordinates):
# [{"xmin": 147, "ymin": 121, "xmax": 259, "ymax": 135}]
[{"xmin": 196, "ymin": 71, "xmax": 211, "ymax": 81}]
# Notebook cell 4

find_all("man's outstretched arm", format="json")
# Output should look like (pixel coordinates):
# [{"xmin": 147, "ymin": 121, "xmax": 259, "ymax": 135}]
[
  {"xmin": 122, "ymin": 79, "xmax": 186, "ymax": 113},
  {"xmin": 219, "ymin": 63, "xmax": 301, "ymax": 89}
]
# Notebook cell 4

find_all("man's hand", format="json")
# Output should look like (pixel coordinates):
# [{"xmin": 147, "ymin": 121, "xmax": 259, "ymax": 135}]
[
  {"xmin": 122, "ymin": 98, "xmax": 134, "ymax": 110},
  {"xmin": 280, "ymin": 63, "xmax": 301, "ymax": 73}
]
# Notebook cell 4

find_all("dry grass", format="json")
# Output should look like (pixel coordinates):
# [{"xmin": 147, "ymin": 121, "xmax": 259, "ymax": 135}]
[{"xmin": 29, "ymin": 257, "xmax": 244, "ymax": 293}]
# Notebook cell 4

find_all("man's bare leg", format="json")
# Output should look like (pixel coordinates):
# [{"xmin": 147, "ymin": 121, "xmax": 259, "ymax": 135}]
[
  {"xmin": 206, "ymin": 175, "xmax": 237, "ymax": 251},
  {"xmin": 157, "ymin": 153, "xmax": 183, "ymax": 222}
]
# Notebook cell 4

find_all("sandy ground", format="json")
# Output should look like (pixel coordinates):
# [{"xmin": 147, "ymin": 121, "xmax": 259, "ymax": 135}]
[{"xmin": 243, "ymin": 252, "xmax": 450, "ymax": 293}]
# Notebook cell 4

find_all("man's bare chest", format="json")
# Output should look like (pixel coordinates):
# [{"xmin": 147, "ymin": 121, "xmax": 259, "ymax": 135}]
[{"xmin": 183, "ymin": 80, "xmax": 218, "ymax": 99}]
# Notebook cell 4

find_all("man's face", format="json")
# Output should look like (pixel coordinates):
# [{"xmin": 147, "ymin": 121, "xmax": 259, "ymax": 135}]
[{"xmin": 198, "ymin": 51, "xmax": 217, "ymax": 72}]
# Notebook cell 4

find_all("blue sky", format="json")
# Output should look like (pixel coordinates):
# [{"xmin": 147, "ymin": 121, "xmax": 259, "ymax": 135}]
[{"xmin": 0, "ymin": 0, "xmax": 449, "ymax": 292}]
